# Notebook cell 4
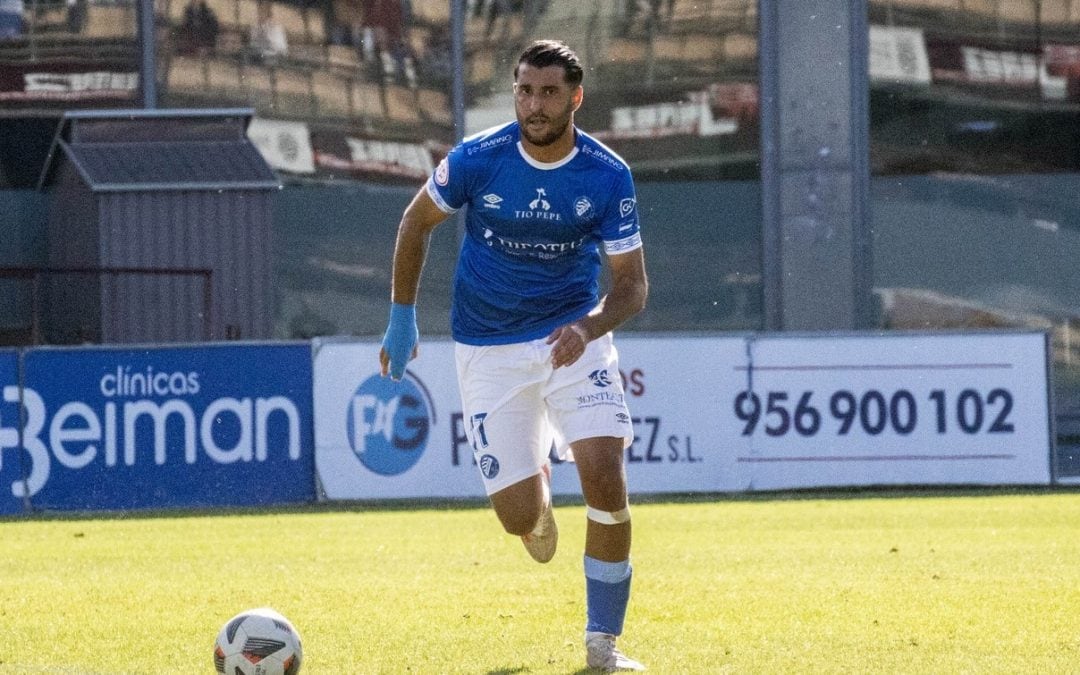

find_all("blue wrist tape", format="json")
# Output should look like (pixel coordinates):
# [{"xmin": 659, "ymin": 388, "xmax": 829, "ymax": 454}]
[{"xmin": 382, "ymin": 303, "xmax": 418, "ymax": 380}]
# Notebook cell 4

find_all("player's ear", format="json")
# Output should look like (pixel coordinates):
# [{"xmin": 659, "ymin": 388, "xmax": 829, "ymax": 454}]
[{"xmin": 571, "ymin": 85, "xmax": 583, "ymax": 111}]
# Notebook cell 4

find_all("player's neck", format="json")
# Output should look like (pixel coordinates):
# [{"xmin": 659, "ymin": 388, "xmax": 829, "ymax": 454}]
[{"xmin": 521, "ymin": 127, "xmax": 576, "ymax": 164}]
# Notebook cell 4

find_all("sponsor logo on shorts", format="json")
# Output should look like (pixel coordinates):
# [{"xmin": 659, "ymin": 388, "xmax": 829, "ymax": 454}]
[
  {"xmin": 589, "ymin": 369, "xmax": 613, "ymax": 387},
  {"xmin": 616, "ymin": 412, "xmax": 631, "ymax": 424},
  {"xmin": 576, "ymin": 391, "xmax": 625, "ymax": 407},
  {"xmin": 347, "ymin": 372, "xmax": 435, "ymax": 476},
  {"xmin": 479, "ymin": 454, "xmax": 500, "ymax": 479}
]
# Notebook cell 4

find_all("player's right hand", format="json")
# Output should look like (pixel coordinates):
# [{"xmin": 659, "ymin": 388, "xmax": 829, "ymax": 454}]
[{"xmin": 380, "ymin": 303, "xmax": 419, "ymax": 380}]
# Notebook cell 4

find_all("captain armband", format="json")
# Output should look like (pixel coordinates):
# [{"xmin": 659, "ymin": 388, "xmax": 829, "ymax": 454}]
[{"xmin": 586, "ymin": 505, "xmax": 631, "ymax": 525}]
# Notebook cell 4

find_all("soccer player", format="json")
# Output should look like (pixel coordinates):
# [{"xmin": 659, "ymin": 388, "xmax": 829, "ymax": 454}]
[{"xmin": 380, "ymin": 39, "xmax": 648, "ymax": 672}]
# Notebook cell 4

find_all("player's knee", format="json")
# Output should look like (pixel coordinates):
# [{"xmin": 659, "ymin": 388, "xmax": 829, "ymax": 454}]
[
  {"xmin": 586, "ymin": 504, "xmax": 631, "ymax": 526},
  {"xmin": 581, "ymin": 479, "xmax": 628, "ymax": 514},
  {"xmin": 496, "ymin": 506, "xmax": 543, "ymax": 536}
]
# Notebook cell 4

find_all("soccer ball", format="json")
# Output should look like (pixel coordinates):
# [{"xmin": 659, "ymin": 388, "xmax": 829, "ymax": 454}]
[{"xmin": 213, "ymin": 607, "xmax": 303, "ymax": 675}]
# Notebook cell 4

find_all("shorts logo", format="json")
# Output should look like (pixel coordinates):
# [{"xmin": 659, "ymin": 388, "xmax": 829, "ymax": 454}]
[
  {"xmin": 616, "ymin": 412, "xmax": 630, "ymax": 424},
  {"xmin": 434, "ymin": 158, "xmax": 450, "ymax": 186},
  {"xmin": 589, "ymin": 369, "xmax": 613, "ymax": 387},
  {"xmin": 619, "ymin": 198, "xmax": 636, "ymax": 218},
  {"xmin": 479, "ymin": 454, "xmax": 500, "ymax": 479},
  {"xmin": 346, "ymin": 373, "xmax": 435, "ymax": 476}
]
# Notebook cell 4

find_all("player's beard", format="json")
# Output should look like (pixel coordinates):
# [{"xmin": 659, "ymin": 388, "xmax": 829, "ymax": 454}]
[{"xmin": 519, "ymin": 105, "xmax": 573, "ymax": 147}]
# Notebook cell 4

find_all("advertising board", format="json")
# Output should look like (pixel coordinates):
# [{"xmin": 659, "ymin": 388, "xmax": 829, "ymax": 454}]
[
  {"xmin": 313, "ymin": 337, "xmax": 742, "ymax": 500},
  {"xmin": 314, "ymin": 332, "xmax": 1051, "ymax": 500},
  {"xmin": 722, "ymin": 332, "xmax": 1052, "ymax": 490},
  {"xmin": 314, "ymin": 340, "xmax": 481, "ymax": 500},
  {"xmin": 1, "ymin": 343, "xmax": 314, "ymax": 512},
  {"xmin": 0, "ymin": 60, "xmax": 139, "ymax": 110}
]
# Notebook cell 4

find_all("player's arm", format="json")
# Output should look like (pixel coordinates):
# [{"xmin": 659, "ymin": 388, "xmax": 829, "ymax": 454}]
[
  {"xmin": 380, "ymin": 186, "xmax": 451, "ymax": 379},
  {"xmin": 390, "ymin": 187, "xmax": 450, "ymax": 304},
  {"xmin": 549, "ymin": 247, "xmax": 648, "ymax": 368}
]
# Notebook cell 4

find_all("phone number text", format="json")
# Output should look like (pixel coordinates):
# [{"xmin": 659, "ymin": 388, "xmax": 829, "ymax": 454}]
[{"xmin": 734, "ymin": 388, "xmax": 1014, "ymax": 437}]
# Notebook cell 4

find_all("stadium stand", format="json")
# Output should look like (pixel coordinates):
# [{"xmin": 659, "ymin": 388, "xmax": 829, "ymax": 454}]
[{"xmin": 153, "ymin": 0, "xmax": 454, "ymax": 142}]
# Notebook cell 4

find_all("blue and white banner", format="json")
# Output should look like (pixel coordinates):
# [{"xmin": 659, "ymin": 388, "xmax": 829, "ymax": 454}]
[
  {"xmin": 3, "ymin": 344, "xmax": 314, "ymax": 512},
  {"xmin": 312, "ymin": 338, "xmax": 738, "ymax": 500},
  {"xmin": 314, "ymin": 340, "xmax": 481, "ymax": 500},
  {"xmin": 313, "ymin": 332, "xmax": 1052, "ymax": 500},
  {"xmin": 0, "ymin": 349, "xmax": 24, "ymax": 515}
]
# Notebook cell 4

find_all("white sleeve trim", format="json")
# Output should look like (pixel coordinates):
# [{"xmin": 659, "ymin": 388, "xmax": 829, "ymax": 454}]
[
  {"xmin": 604, "ymin": 232, "xmax": 642, "ymax": 255},
  {"xmin": 425, "ymin": 179, "xmax": 459, "ymax": 214}
]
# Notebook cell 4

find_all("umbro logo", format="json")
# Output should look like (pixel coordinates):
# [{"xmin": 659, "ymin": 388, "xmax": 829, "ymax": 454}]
[{"xmin": 482, "ymin": 193, "xmax": 503, "ymax": 209}]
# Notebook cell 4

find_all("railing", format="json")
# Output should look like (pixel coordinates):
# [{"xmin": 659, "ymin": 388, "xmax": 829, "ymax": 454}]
[{"xmin": 0, "ymin": 266, "xmax": 213, "ymax": 345}]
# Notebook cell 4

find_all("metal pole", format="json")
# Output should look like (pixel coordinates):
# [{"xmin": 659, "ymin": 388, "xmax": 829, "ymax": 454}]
[
  {"xmin": 137, "ymin": 0, "xmax": 158, "ymax": 108},
  {"xmin": 451, "ymin": 0, "xmax": 466, "ymax": 144},
  {"xmin": 757, "ymin": 0, "xmax": 782, "ymax": 331},
  {"xmin": 849, "ymin": 0, "xmax": 874, "ymax": 329},
  {"xmin": 451, "ymin": 0, "xmax": 466, "ymax": 243}
]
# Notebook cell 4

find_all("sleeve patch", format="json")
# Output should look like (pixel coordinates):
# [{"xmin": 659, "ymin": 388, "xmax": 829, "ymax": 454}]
[
  {"xmin": 425, "ymin": 180, "xmax": 458, "ymax": 214},
  {"xmin": 434, "ymin": 157, "xmax": 450, "ymax": 186}
]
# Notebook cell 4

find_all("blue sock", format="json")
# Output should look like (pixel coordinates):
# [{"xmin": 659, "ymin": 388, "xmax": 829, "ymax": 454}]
[{"xmin": 584, "ymin": 555, "xmax": 632, "ymax": 636}]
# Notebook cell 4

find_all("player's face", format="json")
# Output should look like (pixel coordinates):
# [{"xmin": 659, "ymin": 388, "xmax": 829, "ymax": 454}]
[{"xmin": 513, "ymin": 63, "xmax": 582, "ymax": 148}]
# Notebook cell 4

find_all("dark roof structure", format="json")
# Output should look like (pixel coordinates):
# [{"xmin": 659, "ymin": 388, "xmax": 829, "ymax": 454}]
[{"xmin": 38, "ymin": 108, "xmax": 279, "ymax": 192}]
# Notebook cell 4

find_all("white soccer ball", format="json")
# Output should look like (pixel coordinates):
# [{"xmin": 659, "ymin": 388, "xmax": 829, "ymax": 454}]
[{"xmin": 213, "ymin": 607, "xmax": 303, "ymax": 675}]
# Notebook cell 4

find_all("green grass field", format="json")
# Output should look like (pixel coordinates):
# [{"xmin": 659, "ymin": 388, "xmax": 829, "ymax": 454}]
[{"xmin": 2, "ymin": 489, "xmax": 1080, "ymax": 674}]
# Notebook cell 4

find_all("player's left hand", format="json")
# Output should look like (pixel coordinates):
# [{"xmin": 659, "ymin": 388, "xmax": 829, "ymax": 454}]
[{"xmin": 547, "ymin": 323, "xmax": 589, "ymax": 369}]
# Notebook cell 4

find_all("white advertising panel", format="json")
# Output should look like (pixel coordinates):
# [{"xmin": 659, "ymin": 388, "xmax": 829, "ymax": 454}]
[
  {"xmin": 870, "ymin": 25, "xmax": 932, "ymax": 85},
  {"xmin": 721, "ymin": 332, "xmax": 1051, "ymax": 490},
  {"xmin": 312, "ymin": 336, "xmax": 742, "ymax": 499},
  {"xmin": 313, "ymin": 340, "xmax": 485, "ymax": 500},
  {"xmin": 247, "ymin": 118, "xmax": 316, "ymax": 174},
  {"xmin": 313, "ymin": 332, "xmax": 1052, "ymax": 501},
  {"xmin": 601, "ymin": 336, "xmax": 743, "ymax": 494}
]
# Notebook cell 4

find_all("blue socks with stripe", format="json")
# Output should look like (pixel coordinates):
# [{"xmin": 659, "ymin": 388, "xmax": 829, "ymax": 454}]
[{"xmin": 584, "ymin": 555, "xmax": 632, "ymax": 636}]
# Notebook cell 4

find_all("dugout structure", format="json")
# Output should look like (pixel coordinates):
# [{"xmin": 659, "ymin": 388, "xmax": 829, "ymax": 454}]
[{"xmin": 37, "ymin": 108, "xmax": 279, "ymax": 344}]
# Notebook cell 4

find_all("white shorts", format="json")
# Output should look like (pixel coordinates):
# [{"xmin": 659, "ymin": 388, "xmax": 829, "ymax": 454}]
[{"xmin": 455, "ymin": 332, "xmax": 634, "ymax": 495}]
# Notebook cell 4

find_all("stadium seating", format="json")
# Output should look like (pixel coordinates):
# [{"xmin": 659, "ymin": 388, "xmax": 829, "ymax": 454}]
[
  {"xmin": 151, "ymin": 0, "xmax": 455, "ymax": 138},
  {"xmin": 84, "ymin": 3, "xmax": 135, "ymax": 38},
  {"xmin": 311, "ymin": 69, "xmax": 351, "ymax": 117}
]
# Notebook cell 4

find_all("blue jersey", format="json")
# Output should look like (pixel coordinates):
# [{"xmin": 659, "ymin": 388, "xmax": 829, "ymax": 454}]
[{"xmin": 426, "ymin": 121, "xmax": 642, "ymax": 346}]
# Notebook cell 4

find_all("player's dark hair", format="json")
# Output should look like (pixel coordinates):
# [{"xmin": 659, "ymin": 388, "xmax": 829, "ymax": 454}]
[{"xmin": 514, "ymin": 40, "xmax": 584, "ymax": 87}]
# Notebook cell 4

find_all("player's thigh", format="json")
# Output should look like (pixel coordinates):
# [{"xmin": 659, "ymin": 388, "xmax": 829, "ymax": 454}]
[
  {"xmin": 546, "ymin": 333, "xmax": 633, "ymax": 455},
  {"xmin": 455, "ymin": 341, "xmax": 553, "ymax": 495}
]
